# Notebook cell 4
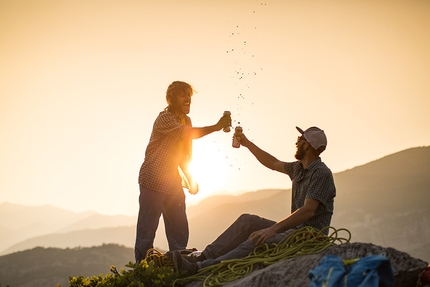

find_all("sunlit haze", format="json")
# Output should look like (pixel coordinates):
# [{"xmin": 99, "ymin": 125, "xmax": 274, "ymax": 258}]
[{"xmin": 1, "ymin": 0, "xmax": 429, "ymax": 215}]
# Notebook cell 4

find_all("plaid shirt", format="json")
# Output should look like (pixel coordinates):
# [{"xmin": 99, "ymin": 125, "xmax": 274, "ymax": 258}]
[
  {"xmin": 283, "ymin": 158, "xmax": 336, "ymax": 233},
  {"xmin": 138, "ymin": 110, "xmax": 192, "ymax": 194}
]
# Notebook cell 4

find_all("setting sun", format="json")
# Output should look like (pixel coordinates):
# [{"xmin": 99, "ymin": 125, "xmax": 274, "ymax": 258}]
[{"xmin": 186, "ymin": 138, "xmax": 233, "ymax": 204}]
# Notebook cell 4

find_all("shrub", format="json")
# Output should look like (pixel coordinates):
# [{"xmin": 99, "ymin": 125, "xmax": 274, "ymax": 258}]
[{"xmin": 58, "ymin": 260, "xmax": 179, "ymax": 287}]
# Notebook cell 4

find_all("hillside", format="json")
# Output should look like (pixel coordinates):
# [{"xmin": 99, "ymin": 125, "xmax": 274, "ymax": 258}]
[
  {"xmin": 0, "ymin": 244, "xmax": 134, "ymax": 287},
  {"xmin": 331, "ymin": 146, "xmax": 430, "ymax": 261},
  {"xmin": 333, "ymin": 146, "xmax": 430, "ymax": 212}
]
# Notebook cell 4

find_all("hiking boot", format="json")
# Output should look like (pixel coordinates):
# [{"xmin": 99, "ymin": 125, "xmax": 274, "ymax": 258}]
[
  {"xmin": 182, "ymin": 255, "xmax": 198, "ymax": 263},
  {"xmin": 165, "ymin": 251, "xmax": 174, "ymax": 265},
  {"xmin": 172, "ymin": 249, "xmax": 198, "ymax": 276}
]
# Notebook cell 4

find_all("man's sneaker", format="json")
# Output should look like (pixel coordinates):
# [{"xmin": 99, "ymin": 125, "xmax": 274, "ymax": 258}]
[{"xmin": 172, "ymin": 249, "xmax": 198, "ymax": 276}]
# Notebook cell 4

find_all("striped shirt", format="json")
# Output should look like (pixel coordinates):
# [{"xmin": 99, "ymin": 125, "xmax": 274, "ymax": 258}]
[
  {"xmin": 138, "ymin": 110, "xmax": 192, "ymax": 194},
  {"xmin": 283, "ymin": 158, "xmax": 336, "ymax": 233}
]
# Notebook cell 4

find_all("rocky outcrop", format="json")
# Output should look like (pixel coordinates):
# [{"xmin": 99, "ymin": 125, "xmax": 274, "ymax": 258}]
[{"xmin": 184, "ymin": 243, "xmax": 428, "ymax": 287}]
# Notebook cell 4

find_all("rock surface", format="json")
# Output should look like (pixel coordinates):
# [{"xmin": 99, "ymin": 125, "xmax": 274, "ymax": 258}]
[{"xmin": 184, "ymin": 243, "xmax": 428, "ymax": 287}]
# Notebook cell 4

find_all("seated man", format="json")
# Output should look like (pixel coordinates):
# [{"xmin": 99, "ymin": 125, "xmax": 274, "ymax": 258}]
[{"xmin": 167, "ymin": 126, "xmax": 336, "ymax": 276}]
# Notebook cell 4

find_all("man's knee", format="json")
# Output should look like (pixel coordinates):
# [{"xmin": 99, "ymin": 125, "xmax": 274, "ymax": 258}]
[{"xmin": 237, "ymin": 213, "xmax": 262, "ymax": 224}]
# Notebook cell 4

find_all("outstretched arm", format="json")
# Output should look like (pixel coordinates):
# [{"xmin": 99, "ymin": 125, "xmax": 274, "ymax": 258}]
[
  {"xmin": 248, "ymin": 197, "xmax": 320, "ymax": 246},
  {"xmin": 238, "ymin": 133, "xmax": 286, "ymax": 173},
  {"xmin": 182, "ymin": 113, "xmax": 231, "ymax": 140}
]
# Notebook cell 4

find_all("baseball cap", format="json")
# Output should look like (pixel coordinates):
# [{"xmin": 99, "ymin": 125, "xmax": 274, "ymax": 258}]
[{"xmin": 296, "ymin": 126, "xmax": 327, "ymax": 150}]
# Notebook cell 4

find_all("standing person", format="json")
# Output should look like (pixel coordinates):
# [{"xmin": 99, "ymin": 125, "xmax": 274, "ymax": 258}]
[
  {"xmin": 135, "ymin": 81, "xmax": 231, "ymax": 263},
  {"xmin": 168, "ymin": 126, "xmax": 336, "ymax": 275}
]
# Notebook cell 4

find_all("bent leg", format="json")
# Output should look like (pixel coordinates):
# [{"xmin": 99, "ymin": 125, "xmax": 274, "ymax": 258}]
[{"xmin": 202, "ymin": 214, "xmax": 276, "ymax": 259}]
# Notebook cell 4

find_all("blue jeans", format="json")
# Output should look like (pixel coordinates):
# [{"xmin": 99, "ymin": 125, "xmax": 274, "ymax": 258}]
[
  {"xmin": 199, "ymin": 214, "xmax": 296, "ymax": 269},
  {"xmin": 134, "ymin": 185, "xmax": 189, "ymax": 262}
]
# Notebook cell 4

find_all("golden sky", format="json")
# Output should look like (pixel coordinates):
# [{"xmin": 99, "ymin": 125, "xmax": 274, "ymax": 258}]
[{"xmin": 1, "ymin": 0, "xmax": 429, "ymax": 215}]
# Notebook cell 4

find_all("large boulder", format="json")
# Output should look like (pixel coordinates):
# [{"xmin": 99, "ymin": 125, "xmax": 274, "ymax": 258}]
[{"xmin": 184, "ymin": 243, "xmax": 428, "ymax": 287}]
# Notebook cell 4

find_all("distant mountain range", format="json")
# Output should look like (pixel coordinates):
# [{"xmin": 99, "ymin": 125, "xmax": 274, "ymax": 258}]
[
  {"xmin": 0, "ymin": 203, "xmax": 136, "ymax": 255},
  {"xmin": 1, "ymin": 146, "xmax": 429, "ymax": 264}
]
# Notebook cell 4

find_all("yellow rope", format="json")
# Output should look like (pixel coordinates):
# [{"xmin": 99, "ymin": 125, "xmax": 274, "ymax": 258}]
[
  {"xmin": 144, "ymin": 248, "xmax": 174, "ymax": 268},
  {"xmin": 174, "ymin": 226, "xmax": 351, "ymax": 287}
]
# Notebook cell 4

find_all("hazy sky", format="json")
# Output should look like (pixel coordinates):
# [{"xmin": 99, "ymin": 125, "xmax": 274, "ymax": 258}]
[{"xmin": 1, "ymin": 0, "xmax": 429, "ymax": 216}]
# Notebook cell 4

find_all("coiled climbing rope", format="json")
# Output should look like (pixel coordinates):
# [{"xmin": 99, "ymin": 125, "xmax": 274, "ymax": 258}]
[
  {"xmin": 144, "ymin": 248, "xmax": 175, "ymax": 268},
  {"xmin": 174, "ymin": 226, "xmax": 351, "ymax": 287}
]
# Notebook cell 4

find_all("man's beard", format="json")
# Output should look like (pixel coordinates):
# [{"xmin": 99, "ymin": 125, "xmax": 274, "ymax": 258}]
[{"xmin": 295, "ymin": 147, "xmax": 304, "ymax": 160}]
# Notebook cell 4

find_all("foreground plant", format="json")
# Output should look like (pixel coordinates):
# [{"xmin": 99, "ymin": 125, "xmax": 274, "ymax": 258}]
[{"xmin": 57, "ymin": 260, "xmax": 179, "ymax": 287}]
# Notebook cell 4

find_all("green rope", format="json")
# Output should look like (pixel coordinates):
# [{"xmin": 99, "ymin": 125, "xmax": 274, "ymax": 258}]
[{"xmin": 174, "ymin": 226, "xmax": 351, "ymax": 287}]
